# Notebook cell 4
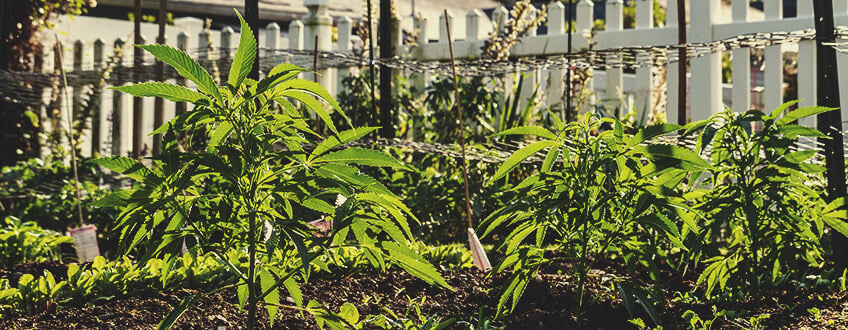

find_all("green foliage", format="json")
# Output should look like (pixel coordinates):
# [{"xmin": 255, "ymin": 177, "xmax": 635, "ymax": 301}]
[
  {"xmin": 365, "ymin": 149, "xmax": 516, "ymax": 244},
  {"xmin": 689, "ymin": 105, "xmax": 841, "ymax": 299},
  {"xmin": 0, "ymin": 217, "xmax": 73, "ymax": 267},
  {"xmin": 482, "ymin": 116, "xmax": 696, "ymax": 317},
  {"xmin": 0, "ymin": 155, "xmax": 122, "ymax": 251},
  {"xmin": 0, "ymin": 254, "xmax": 234, "ymax": 318},
  {"xmin": 100, "ymin": 11, "xmax": 445, "ymax": 328}
]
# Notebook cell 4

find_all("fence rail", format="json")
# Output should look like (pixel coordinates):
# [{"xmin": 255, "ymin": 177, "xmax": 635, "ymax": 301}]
[{"xmin": 7, "ymin": 0, "xmax": 848, "ymax": 158}]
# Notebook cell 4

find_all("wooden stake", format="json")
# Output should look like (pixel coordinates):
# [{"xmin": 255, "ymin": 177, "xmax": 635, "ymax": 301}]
[
  {"xmin": 677, "ymin": 0, "xmax": 687, "ymax": 125},
  {"xmin": 153, "ymin": 0, "xmax": 167, "ymax": 155},
  {"xmin": 813, "ymin": 1, "xmax": 848, "ymax": 267},
  {"xmin": 132, "ymin": 0, "xmax": 143, "ymax": 158},
  {"xmin": 54, "ymin": 39, "xmax": 85, "ymax": 227},
  {"xmin": 444, "ymin": 10, "xmax": 473, "ymax": 230}
]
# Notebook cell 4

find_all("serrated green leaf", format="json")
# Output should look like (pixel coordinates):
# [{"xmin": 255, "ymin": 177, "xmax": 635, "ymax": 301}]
[
  {"xmin": 110, "ymin": 82, "xmax": 206, "ymax": 103},
  {"xmin": 237, "ymin": 283, "xmax": 248, "ymax": 308},
  {"xmin": 89, "ymin": 156, "xmax": 162, "ymax": 185},
  {"xmin": 309, "ymin": 127, "xmax": 380, "ymax": 161},
  {"xmin": 228, "ymin": 11, "xmax": 257, "ymax": 89},
  {"xmin": 137, "ymin": 44, "xmax": 222, "ymax": 103},
  {"xmin": 627, "ymin": 123, "xmax": 683, "ymax": 148},
  {"xmin": 260, "ymin": 269, "xmax": 280, "ymax": 326},
  {"xmin": 256, "ymin": 64, "xmax": 305, "ymax": 95},
  {"xmin": 279, "ymin": 79, "xmax": 342, "ymax": 112},
  {"xmin": 282, "ymin": 277, "xmax": 302, "ymax": 308},
  {"xmin": 314, "ymin": 163, "xmax": 395, "ymax": 196},
  {"xmin": 313, "ymin": 148, "xmax": 403, "ymax": 168},
  {"xmin": 156, "ymin": 294, "xmax": 199, "ymax": 330},
  {"xmin": 541, "ymin": 146, "xmax": 560, "ymax": 173},
  {"xmin": 783, "ymin": 149, "xmax": 817, "ymax": 164},
  {"xmin": 630, "ymin": 144, "xmax": 711, "ymax": 170},
  {"xmin": 489, "ymin": 140, "xmax": 559, "ymax": 183},
  {"xmin": 90, "ymin": 190, "xmax": 133, "ymax": 207},
  {"xmin": 777, "ymin": 105, "xmax": 836, "ymax": 126},
  {"xmin": 300, "ymin": 197, "xmax": 335, "ymax": 214},
  {"xmin": 778, "ymin": 125, "xmax": 825, "ymax": 139},
  {"xmin": 208, "ymin": 122, "xmax": 233, "ymax": 149},
  {"xmin": 493, "ymin": 126, "xmax": 557, "ymax": 140},
  {"xmin": 380, "ymin": 241, "xmax": 450, "ymax": 289},
  {"xmin": 769, "ymin": 100, "xmax": 801, "ymax": 118},
  {"xmin": 277, "ymin": 90, "xmax": 338, "ymax": 134}
]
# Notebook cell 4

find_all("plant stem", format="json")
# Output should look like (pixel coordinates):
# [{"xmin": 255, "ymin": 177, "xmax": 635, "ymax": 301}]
[{"xmin": 247, "ymin": 207, "xmax": 257, "ymax": 329}]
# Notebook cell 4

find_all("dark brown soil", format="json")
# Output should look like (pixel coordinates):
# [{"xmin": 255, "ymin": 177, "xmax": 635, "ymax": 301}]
[{"xmin": 1, "ymin": 263, "xmax": 846, "ymax": 329}]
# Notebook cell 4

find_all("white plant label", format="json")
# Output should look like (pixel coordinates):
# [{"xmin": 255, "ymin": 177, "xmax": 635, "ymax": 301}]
[{"xmin": 67, "ymin": 225, "xmax": 101, "ymax": 262}]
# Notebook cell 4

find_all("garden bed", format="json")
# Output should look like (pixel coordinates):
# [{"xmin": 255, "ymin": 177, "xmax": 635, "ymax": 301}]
[{"xmin": 2, "ymin": 261, "xmax": 845, "ymax": 329}]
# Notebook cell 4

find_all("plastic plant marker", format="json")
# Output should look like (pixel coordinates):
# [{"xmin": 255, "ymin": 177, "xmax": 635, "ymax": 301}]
[
  {"xmin": 468, "ymin": 228, "xmax": 492, "ymax": 271},
  {"xmin": 67, "ymin": 225, "xmax": 101, "ymax": 262}
]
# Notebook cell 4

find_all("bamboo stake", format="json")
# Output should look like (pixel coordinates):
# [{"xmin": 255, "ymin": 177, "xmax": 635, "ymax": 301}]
[
  {"xmin": 444, "ymin": 9, "xmax": 490, "ymax": 272},
  {"xmin": 54, "ymin": 38, "xmax": 85, "ymax": 227}
]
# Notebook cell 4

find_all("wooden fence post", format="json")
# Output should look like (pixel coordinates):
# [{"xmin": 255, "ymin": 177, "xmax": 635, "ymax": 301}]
[
  {"xmin": 111, "ymin": 38, "xmax": 125, "ymax": 156},
  {"xmin": 813, "ymin": 0, "xmax": 848, "ymax": 268},
  {"xmin": 92, "ymin": 39, "xmax": 105, "ymax": 156},
  {"xmin": 690, "ymin": 0, "xmax": 721, "ymax": 121},
  {"xmin": 835, "ymin": 1, "xmax": 848, "ymax": 121},
  {"xmin": 666, "ymin": 0, "xmax": 682, "ymax": 124}
]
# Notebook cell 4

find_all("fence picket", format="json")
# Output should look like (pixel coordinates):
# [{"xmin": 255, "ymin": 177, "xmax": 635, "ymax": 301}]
[
  {"xmin": 764, "ymin": 0, "xmax": 784, "ymax": 113},
  {"xmin": 604, "ymin": 0, "xmax": 625, "ymax": 119},
  {"xmin": 731, "ymin": 0, "xmax": 751, "ymax": 114},
  {"xmin": 690, "ymin": 0, "xmax": 722, "ymax": 121}
]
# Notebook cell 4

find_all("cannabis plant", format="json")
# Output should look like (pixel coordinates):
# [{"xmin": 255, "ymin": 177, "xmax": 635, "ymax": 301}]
[
  {"xmin": 690, "ymin": 103, "xmax": 848, "ymax": 299},
  {"xmin": 95, "ymin": 11, "xmax": 446, "ymax": 329},
  {"xmin": 482, "ymin": 115, "xmax": 705, "ymax": 316}
]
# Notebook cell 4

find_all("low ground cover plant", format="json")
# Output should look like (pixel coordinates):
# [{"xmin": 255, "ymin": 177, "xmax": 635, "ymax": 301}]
[{"xmin": 0, "ymin": 217, "xmax": 72, "ymax": 267}]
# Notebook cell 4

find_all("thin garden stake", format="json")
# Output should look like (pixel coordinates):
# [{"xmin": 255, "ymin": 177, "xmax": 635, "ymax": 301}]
[
  {"xmin": 153, "ymin": 0, "xmax": 167, "ymax": 155},
  {"xmin": 313, "ymin": 35, "xmax": 319, "ymax": 82},
  {"xmin": 565, "ymin": 0, "xmax": 573, "ymax": 122},
  {"xmin": 132, "ymin": 0, "xmax": 143, "ymax": 158},
  {"xmin": 55, "ymin": 38, "xmax": 85, "ymax": 227},
  {"xmin": 677, "ymin": 0, "xmax": 687, "ymax": 125},
  {"xmin": 444, "ymin": 9, "xmax": 491, "ymax": 272},
  {"xmin": 366, "ymin": 0, "xmax": 378, "ymax": 128}
]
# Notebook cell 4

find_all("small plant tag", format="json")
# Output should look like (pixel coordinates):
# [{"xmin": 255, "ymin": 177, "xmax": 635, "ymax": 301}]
[
  {"xmin": 67, "ymin": 225, "xmax": 100, "ymax": 262},
  {"xmin": 468, "ymin": 228, "xmax": 492, "ymax": 272}
]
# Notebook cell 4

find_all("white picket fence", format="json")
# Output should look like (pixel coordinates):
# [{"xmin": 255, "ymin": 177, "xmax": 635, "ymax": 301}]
[{"xmin": 40, "ymin": 0, "xmax": 848, "ymax": 157}]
